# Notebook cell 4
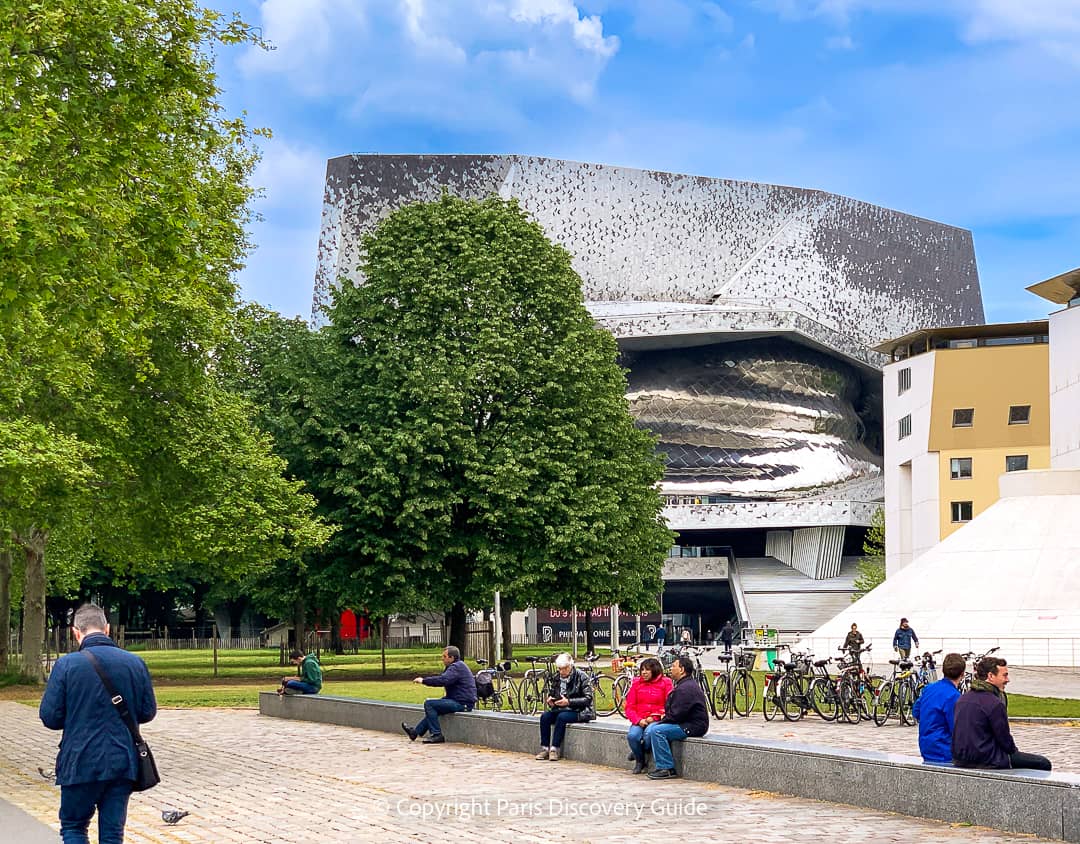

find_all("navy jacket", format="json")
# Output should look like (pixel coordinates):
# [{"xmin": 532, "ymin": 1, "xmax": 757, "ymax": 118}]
[
  {"xmin": 892, "ymin": 626, "xmax": 919, "ymax": 650},
  {"xmin": 661, "ymin": 676, "xmax": 710, "ymax": 737},
  {"xmin": 952, "ymin": 686, "xmax": 1016, "ymax": 769},
  {"xmin": 911, "ymin": 678, "xmax": 960, "ymax": 763},
  {"xmin": 422, "ymin": 658, "xmax": 478, "ymax": 707},
  {"xmin": 39, "ymin": 634, "xmax": 157, "ymax": 786}
]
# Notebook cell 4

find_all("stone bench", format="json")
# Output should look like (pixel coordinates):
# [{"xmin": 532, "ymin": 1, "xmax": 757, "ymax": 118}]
[{"xmin": 259, "ymin": 693, "xmax": 1080, "ymax": 841}]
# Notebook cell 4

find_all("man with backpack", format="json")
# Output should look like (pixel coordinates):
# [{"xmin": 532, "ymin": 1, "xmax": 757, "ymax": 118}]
[{"xmin": 401, "ymin": 646, "xmax": 477, "ymax": 744}]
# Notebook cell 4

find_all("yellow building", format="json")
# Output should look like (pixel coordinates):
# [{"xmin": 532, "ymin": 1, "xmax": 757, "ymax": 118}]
[{"xmin": 875, "ymin": 322, "xmax": 1050, "ymax": 574}]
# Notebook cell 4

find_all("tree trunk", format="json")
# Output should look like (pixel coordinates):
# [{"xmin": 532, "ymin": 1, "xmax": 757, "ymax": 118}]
[
  {"xmin": 448, "ymin": 601, "xmax": 467, "ymax": 653},
  {"xmin": 500, "ymin": 599, "xmax": 513, "ymax": 659},
  {"xmin": 19, "ymin": 528, "xmax": 47, "ymax": 682},
  {"xmin": 584, "ymin": 608, "xmax": 594, "ymax": 655},
  {"xmin": 0, "ymin": 546, "xmax": 11, "ymax": 668},
  {"xmin": 380, "ymin": 617, "xmax": 387, "ymax": 678},
  {"xmin": 292, "ymin": 596, "xmax": 306, "ymax": 652}
]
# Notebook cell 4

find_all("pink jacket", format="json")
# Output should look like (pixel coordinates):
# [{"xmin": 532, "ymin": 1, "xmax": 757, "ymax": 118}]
[{"xmin": 624, "ymin": 674, "xmax": 673, "ymax": 724}]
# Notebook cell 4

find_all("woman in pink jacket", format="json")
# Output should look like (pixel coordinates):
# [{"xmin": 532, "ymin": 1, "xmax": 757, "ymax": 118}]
[{"xmin": 624, "ymin": 657, "xmax": 672, "ymax": 774}]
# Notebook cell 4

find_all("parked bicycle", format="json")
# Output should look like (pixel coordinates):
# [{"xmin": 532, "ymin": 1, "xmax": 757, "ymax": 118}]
[
  {"xmin": 711, "ymin": 649, "xmax": 757, "ymax": 718},
  {"xmin": 580, "ymin": 653, "xmax": 618, "ymax": 717},
  {"xmin": 517, "ymin": 655, "xmax": 557, "ymax": 715},
  {"xmin": 474, "ymin": 658, "xmax": 520, "ymax": 712}
]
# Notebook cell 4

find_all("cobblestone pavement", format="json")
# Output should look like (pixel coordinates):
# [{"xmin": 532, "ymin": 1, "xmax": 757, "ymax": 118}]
[{"xmin": 2, "ymin": 702, "xmax": 1076, "ymax": 843}]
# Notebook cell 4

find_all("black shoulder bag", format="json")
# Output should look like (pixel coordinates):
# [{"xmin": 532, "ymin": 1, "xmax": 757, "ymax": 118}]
[{"xmin": 83, "ymin": 650, "xmax": 160, "ymax": 792}]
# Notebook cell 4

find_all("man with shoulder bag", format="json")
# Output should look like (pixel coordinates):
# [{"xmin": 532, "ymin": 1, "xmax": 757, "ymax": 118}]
[{"xmin": 39, "ymin": 603, "xmax": 158, "ymax": 844}]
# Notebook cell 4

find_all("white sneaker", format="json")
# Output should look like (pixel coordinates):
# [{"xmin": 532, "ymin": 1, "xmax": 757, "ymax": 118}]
[{"xmin": 535, "ymin": 748, "xmax": 550, "ymax": 760}]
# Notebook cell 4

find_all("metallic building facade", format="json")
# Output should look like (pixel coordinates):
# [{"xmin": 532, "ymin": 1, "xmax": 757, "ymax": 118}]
[{"xmin": 315, "ymin": 154, "xmax": 984, "ymax": 535}]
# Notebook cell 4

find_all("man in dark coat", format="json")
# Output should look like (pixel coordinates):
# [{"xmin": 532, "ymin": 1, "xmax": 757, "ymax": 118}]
[
  {"xmin": 720, "ymin": 621, "xmax": 735, "ymax": 654},
  {"xmin": 401, "ymin": 646, "xmax": 478, "ymax": 744},
  {"xmin": 952, "ymin": 656, "xmax": 1051, "ymax": 771},
  {"xmin": 39, "ymin": 603, "xmax": 157, "ymax": 844},
  {"xmin": 643, "ymin": 655, "xmax": 709, "ymax": 779}
]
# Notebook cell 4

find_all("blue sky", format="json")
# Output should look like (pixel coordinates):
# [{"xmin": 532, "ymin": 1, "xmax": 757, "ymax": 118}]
[{"xmin": 211, "ymin": 0, "xmax": 1080, "ymax": 324}]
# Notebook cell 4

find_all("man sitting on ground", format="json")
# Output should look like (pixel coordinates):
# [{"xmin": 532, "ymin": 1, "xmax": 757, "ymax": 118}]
[
  {"xmin": 911, "ymin": 652, "xmax": 964, "ymax": 763},
  {"xmin": 643, "ymin": 655, "xmax": 709, "ymax": 780},
  {"xmin": 278, "ymin": 649, "xmax": 323, "ymax": 695},
  {"xmin": 952, "ymin": 656, "xmax": 1051, "ymax": 771},
  {"xmin": 401, "ymin": 646, "xmax": 478, "ymax": 745}
]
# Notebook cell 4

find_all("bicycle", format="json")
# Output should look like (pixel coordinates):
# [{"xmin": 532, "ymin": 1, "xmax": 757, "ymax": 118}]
[
  {"xmin": 835, "ymin": 646, "xmax": 880, "ymax": 724},
  {"xmin": 777, "ymin": 651, "xmax": 816, "ymax": 722},
  {"xmin": 580, "ymin": 653, "xmax": 618, "ymax": 717},
  {"xmin": 959, "ymin": 646, "xmax": 1000, "ymax": 693},
  {"xmin": 517, "ymin": 655, "xmax": 557, "ymax": 715},
  {"xmin": 611, "ymin": 649, "xmax": 642, "ymax": 717},
  {"xmin": 872, "ymin": 657, "xmax": 918, "ymax": 726},
  {"xmin": 474, "ymin": 658, "xmax": 520, "ymax": 712},
  {"xmin": 711, "ymin": 649, "xmax": 757, "ymax": 718}
]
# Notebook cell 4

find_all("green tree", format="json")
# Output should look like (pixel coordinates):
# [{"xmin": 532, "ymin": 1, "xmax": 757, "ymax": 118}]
[
  {"xmin": 322, "ymin": 194, "xmax": 672, "ymax": 649},
  {"xmin": 852, "ymin": 507, "xmax": 886, "ymax": 601}
]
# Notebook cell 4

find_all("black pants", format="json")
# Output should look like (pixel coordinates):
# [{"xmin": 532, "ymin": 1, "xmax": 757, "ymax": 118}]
[{"xmin": 1011, "ymin": 751, "xmax": 1052, "ymax": 771}]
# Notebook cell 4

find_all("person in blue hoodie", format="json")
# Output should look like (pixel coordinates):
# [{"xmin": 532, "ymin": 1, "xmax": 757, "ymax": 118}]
[
  {"xmin": 39, "ymin": 604, "xmax": 157, "ymax": 844},
  {"xmin": 911, "ymin": 652, "xmax": 965, "ymax": 763},
  {"xmin": 401, "ymin": 646, "xmax": 477, "ymax": 744},
  {"xmin": 892, "ymin": 618, "xmax": 920, "ymax": 659}
]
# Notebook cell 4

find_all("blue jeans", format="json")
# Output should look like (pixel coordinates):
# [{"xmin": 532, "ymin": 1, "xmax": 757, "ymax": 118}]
[
  {"xmin": 539, "ymin": 709, "xmax": 582, "ymax": 748},
  {"xmin": 283, "ymin": 680, "xmax": 319, "ymax": 694},
  {"xmin": 626, "ymin": 724, "xmax": 647, "ymax": 763},
  {"xmin": 644, "ymin": 722, "xmax": 689, "ymax": 772},
  {"xmin": 415, "ymin": 698, "xmax": 469, "ymax": 737},
  {"xmin": 60, "ymin": 779, "xmax": 133, "ymax": 844}
]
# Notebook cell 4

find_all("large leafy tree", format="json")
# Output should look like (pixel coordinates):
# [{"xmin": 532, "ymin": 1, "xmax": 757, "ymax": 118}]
[
  {"xmin": 323, "ymin": 194, "xmax": 672, "ymax": 649},
  {"xmin": 0, "ymin": 2, "xmax": 330, "ymax": 676}
]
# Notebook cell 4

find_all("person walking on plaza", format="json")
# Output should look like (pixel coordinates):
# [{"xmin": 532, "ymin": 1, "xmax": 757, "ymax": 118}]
[
  {"xmin": 720, "ymin": 620, "xmax": 735, "ymax": 654},
  {"xmin": 679, "ymin": 628, "xmax": 693, "ymax": 647},
  {"xmin": 623, "ymin": 657, "xmax": 672, "ymax": 774},
  {"xmin": 653, "ymin": 624, "xmax": 666, "ymax": 653},
  {"xmin": 892, "ymin": 618, "xmax": 919, "ymax": 659},
  {"xmin": 401, "ymin": 646, "xmax": 477, "ymax": 744},
  {"xmin": 536, "ymin": 653, "xmax": 595, "ymax": 760},
  {"xmin": 843, "ymin": 623, "xmax": 865, "ymax": 663},
  {"xmin": 644, "ymin": 655, "xmax": 709, "ymax": 779},
  {"xmin": 952, "ymin": 656, "xmax": 1051, "ymax": 771},
  {"xmin": 278, "ymin": 648, "xmax": 323, "ymax": 695},
  {"xmin": 39, "ymin": 604, "xmax": 157, "ymax": 844},
  {"xmin": 912, "ymin": 653, "xmax": 965, "ymax": 764}
]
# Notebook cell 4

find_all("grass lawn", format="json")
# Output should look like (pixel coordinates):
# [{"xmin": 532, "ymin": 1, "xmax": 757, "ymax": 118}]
[{"xmin": 2, "ymin": 647, "xmax": 1078, "ymax": 717}]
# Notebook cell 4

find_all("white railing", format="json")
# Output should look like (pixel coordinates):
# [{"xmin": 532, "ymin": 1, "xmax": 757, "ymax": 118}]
[{"xmin": 796, "ymin": 636, "xmax": 1080, "ymax": 668}]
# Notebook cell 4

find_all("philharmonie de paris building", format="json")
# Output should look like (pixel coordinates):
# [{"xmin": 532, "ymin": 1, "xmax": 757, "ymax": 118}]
[{"xmin": 313, "ymin": 154, "xmax": 984, "ymax": 643}]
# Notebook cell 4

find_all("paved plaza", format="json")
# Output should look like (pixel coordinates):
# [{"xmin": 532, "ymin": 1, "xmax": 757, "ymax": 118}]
[{"xmin": 2, "ymin": 701, "xmax": 1078, "ymax": 843}]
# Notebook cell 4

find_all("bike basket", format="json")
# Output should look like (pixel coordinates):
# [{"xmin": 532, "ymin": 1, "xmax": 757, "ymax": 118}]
[
  {"xmin": 736, "ymin": 651, "xmax": 756, "ymax": 669},
  {"xmin": 475, "ymin": 670, "xmax": 495, "ymax": 700}
]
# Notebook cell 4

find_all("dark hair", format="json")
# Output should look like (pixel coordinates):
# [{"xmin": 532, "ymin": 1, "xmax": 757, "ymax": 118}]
[
  {"xmin": 674, "ymin": 655, "xmax": 694, "ymax": 677},
  {"xmin": 444, "ymin": 645, "xmax": 461, "ymax": 662},
  {"xmin": 289, "ymin": 649, "xmax": 304, "ymax": 660},
  {"xmin": 975, "ymin": 656, "xmax": 1007, "ymax": 681},
  {"xmin": 639, "ymin": 657, "xmax": 663, "ymax": 680},
  {"xmin": 900, "ymin": 618, "xmax": 908, "ymax": 624},
  {"xmin": 941, "ymin": 653, "xmax": 966, "ymax": 680}
]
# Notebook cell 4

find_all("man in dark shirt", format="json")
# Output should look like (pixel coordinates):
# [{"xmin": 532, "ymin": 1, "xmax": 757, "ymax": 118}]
[
  {"xmin": 401, "ymin": 646, "xmax": 477, "ymax": 745},
  {"xmin": 643, "ymin": 655, "xmax": 709, "ymax": 779},
  {"xmin": 952, "ymin": 657, "xmax": 1050, "ymax": 771}
]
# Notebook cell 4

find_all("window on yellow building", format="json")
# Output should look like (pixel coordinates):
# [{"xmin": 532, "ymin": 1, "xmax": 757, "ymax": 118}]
[
  {"xmin": 952, "ymin": 408, "xmax": 974, "ymax": 427},
  {"xmin": 1008, "ymin": 405, "xmax": 1031, "ymax": 425},
  {"xmin": 1005, "ymin": 455, "xmax": 1028, "ymax": 472},
  {"xmin": 950, "ymin": 457, "xmax": 972, "ymax": 479},
  {"xmin": 950, "ymin": 501, "xmax": 973, "ymax": 522}
]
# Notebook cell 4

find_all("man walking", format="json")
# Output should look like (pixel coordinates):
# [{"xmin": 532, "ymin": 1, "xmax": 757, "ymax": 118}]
[
  {"xmin": 720, "ymin": 620, "xmax": 735, "ymax": 654},
  {"xmin": 892, "ymin": 618, "xmax": 919, "ymax": 659},
  {"xmin": 952, "ymin": 656, "xmax": 1051, "ymax": 771},
  {"xmin": 911, "ymin": 653, "xmax": 964, "ymax": 763},
  {"xmin": 643, "ymin": 655, "xmax": 709, "ymax": 779},
  {"xmin": 401, "ymin": 646, "xmax": 477, "ymax": 744},
  {"xmin": 39, "ymin": 604, "xmax": 157, "ymax": 844}
]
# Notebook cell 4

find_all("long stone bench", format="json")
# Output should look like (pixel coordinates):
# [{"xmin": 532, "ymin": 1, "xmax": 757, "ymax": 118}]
[{"xmin": 260, "ymin": 693, "xmax": 1080, "ymax": 841}]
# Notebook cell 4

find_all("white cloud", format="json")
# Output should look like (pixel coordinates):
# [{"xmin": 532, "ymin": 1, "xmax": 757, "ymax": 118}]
[
  {"xmin": 826, "ymin": 34, "xmax": 855, "ymax": 49},
  {"xmin": 251, "ymin": 140, "xmax": 328, "ymax": 215}
]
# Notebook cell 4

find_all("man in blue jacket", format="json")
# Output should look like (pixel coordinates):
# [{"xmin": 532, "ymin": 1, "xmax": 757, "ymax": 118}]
[
  {"xmin": 644, "ymin": 655, "xmax": 709, "ymax": 779},
  {"xmin": 911, "ymin": 652, "xmax": 964, "ymax": 763},
  {"xmin": 892, "ymin": 617, "xmax": 920, "ymax": 659},
  {"xmin": 952, "ymin": 656, "xmax": 1051, "ymax": 771},
  {"xmin": 39, "ymin": 604, "xmax": 157, "ymax": 844},
  {"xmin": 401, "ymin": 646, "xmax": 477, "ymax": 744}
]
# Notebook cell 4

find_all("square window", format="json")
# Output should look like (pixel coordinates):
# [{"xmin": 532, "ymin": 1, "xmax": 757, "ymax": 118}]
[
  {"xmin": 898, "ymin": 367, "xmax": 911, "ymax": 394},
  {"xmin": 952, "ymin": 408, "xmax": 974, "ymax": 427},
  {"xmin": 1008, "ymin": 405, "xmax": 1031, "ymax": 425},
  {"xmin": 1006, "ymin": 455, "xmax": 1028, "ymax": 472},
  {"xmin": 951, "ymin": 501, "xmax": 973, "ymax": 522},
  {"xmin": 898, "ymin": 414, "xmax": 912, "ymax": 439},
  {"xmin": 950, "ymin": 457, "xmax": 972, "ymax": 479}
]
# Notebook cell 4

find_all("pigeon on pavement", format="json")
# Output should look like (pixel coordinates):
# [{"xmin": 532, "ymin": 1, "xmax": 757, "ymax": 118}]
[{"xmin": 161, "ymin": 809, "xmax": 190, "ymax": 825}]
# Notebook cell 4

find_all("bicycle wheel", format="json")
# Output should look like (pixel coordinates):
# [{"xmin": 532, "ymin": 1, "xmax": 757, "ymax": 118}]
[
  {"xmin": 762, "ymin": 677, "xmax": 781, "ymax": 721},
  {"xmin": 837, "ymin": 677, "xmax": 860, "ymax": 724},
  {"xmin": 779, "ymin": 675, "xmax": 806, "ymax": 722},
  {"xmin": 613, "ymin": 674, "xmax": 631, "ymax": 717},
  {"xmin": 809, "ymin": 677, "xmax": 838, "ymax": 722},
  {"xmin": 501, "ymin": 678, "xmax": 519, "ymax": 713},
  {"xmin": 732, "ymin": 670, "xmax": 756, "ymax": 717},
  {"xmin": 899, "ymin": 680, "xmax": 914, "ymax": 727},
  {"xmin": 873, "ymin": 681, "xmax": 897, "ymax": 726},
  {"xmin": 593, "ymin": 673, "xmax": 617, "ymax": 717},
  {"xmin": 862, "ymin": 675, "xmax": 883, "ymax": 722},
  {"xmin": 711, "ymin": 674, "xmax": 731, "ymax": 718},
  {"xmin": 517, "ymin": 676, "xmax": 542, "ymax": 715}
]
